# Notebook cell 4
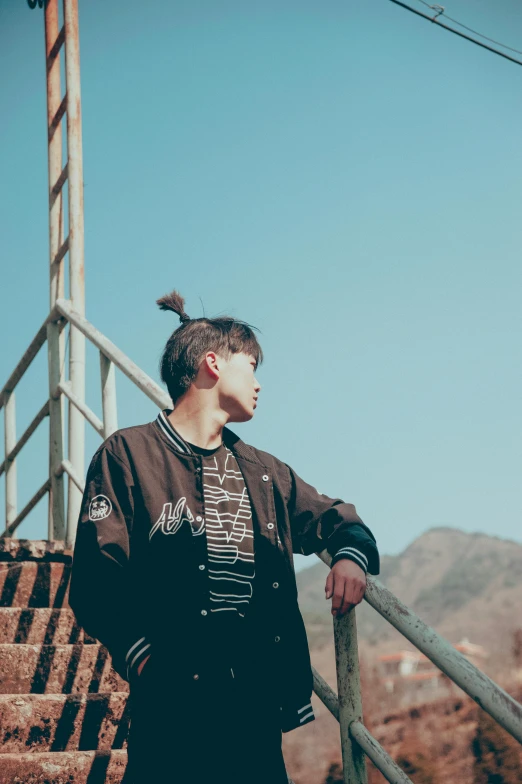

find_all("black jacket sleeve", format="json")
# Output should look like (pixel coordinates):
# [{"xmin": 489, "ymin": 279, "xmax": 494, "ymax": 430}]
[
  {"xmin": 285, "ymin": 464, "xmax": 380, "ymax": 575},
  {"xmin": 69, "ymin": 443, "xmax": 151, "ymax": 680}
]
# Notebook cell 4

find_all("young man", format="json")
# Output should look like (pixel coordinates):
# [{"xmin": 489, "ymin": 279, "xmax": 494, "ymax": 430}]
[{"xmin": 69, "ymin": 290, "xmax": 379, "ymax": 784}]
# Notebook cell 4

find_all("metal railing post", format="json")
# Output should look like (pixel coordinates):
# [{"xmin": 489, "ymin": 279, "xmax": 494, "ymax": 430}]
[
  {"xmin": 334, "ymin": 608, "xmax": 368, "ymax": 784},
  {"xmin": 100, "ymin": 352, "xmax": 118, "ymax": 438},
  {"xmin": 45, "ymin": 0, "xmax": 66, "ymax": 541},
  {"xmin": 63, "ymin": 0, "xmax": 85, "ymax": 549},
  {"xmin": 4, "ymin": 393, "xmax": 17, "ymax": 529}
]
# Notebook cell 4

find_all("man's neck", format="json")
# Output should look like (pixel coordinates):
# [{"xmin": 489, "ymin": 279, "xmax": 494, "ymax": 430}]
[{"xmin": 167, "ymin": 398, "xmax": 227, "ymax": 450}]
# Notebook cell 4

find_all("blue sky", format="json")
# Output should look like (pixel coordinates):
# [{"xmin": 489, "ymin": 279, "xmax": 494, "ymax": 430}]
[{"xmin": 1, "ymin": 0, "xmax": 521, "ymax": 572}]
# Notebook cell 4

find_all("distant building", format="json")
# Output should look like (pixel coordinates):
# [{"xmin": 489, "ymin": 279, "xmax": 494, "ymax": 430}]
[{"xmin": 378, "ymin": 638, "xmax": 488, "ymax": 696}]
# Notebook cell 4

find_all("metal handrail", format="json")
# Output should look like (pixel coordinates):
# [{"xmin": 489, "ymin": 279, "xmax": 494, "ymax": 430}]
[
  {"xmin": 312, "ymin": 666, "xmax": 412, "ymax": 784},
  {"xmin": 0, "ymin": 313, "xmax": 65, "ymax": 410},
  {"xmin": 0, "ymin": 298, "xmax": 169, "ymax": 541},
  {"xmin": 317, "ymin": 550, "xmax": 522, "ymax": 745},
  {"xmin": 365, "ymin": 575, "xmax": 522, "ymax": 743},
  {"xmin": 2, "ymin": 479, "xmax": 52, "ymax": 538},
  {"xmin": 54, "ymin": 299, "xmax": 170, "ymax": 409},
  {"xmin": 55, "ymin": 458, "xmax": 84, "ymax": 493},
  {"xmin": 350, "ymin": 722, "xmax": 412, "ymax": 784},
  {"xmin": 0, "ymin": 401, "xmax": 50, "ymax": 477},
  {"xmin": 58, "ymin": 379, "xmax": 104, "ymax": 436}
]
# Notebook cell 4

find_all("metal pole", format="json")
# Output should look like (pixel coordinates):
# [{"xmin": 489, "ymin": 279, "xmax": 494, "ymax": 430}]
[
  {"xmin": 63, "ymin": 0, "xmax": 85, "ymax": 549},
  {"xmin": 54, "ymin": 299, "xmax": 171, "ymax": 409},
  {"xmin": 350, "ymin": 722, "xmax": 413, "ymax": 784},
  {"xmin": 334, "ymin": 608, "xmax": 368, "ymax": 784},
  {"xmin": 364, "ymin": 577, "xmax": 522, "ymax": 746},
  {"xmin": 45, "ymin": 0, "xmax": 66, "ymax": 541},
  {"xmin": 4, "ymin": 393, "xmax": 17, "ymax": 531},
  {"xmin": 100, "ymin": 352, "xmax": 118, "ymax": 438}
]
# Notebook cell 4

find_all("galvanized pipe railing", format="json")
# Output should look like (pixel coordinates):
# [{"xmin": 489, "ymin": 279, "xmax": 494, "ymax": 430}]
[
  {"xmin": 334, "ymin": 607, "xmax": 367, "ymax": 783},
  {"xmin": 53, "ymin": 299, "xmax": 170, "ymax": 409},
  {"xmin": 317, "ymin": 551, "xmax": 522, "ymax": 746},
  {"xmin": 0, "ymin": 311, "xmax": 67, "ymax": 539},
  {"xmin": 3, "ymin": 479, "xmax": 52, "ymax": 539},
  {"xmin": 312, "ymin": 667, "xmax": 412, "ymax": 784},
  {"xmin": 0, "ymin": 297, "xmax": 169, "ymax": 540},
  {"xmin": 55, "ymin": 458, "xmax": 84, "ymax": 494},
  {"xmin": 350, "ymin": 722, "xmax": 413, "ymax": 784},
  {"xmin": 0, "ymin": 298, "xmax": 167, "ymax": 540},
  {"xmin": 364, "ymin": 575, "xmax": 522, "ymax": 744},
  {"xmin": 0, "ymin": 316, "xmax": 60, "ymax": 410},
  {"xmin": 0, "ymin": 402, "xmax": 50, "ymax": 477},
  {"xmin": 315, "ymin": 551, "xmax": 416, "ymax": 783},
  {"xmin": 4, "ymin": 392, "xmax": 17, "ymax": 529},
  {"xmin": 58, "ymin": 380, "xmax": 104, "ymax": 437}
]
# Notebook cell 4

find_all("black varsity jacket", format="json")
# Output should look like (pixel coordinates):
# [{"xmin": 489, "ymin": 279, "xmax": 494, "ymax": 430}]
[{"xmin": 69, "ymin": 409, "xmax": 380, "ymax": 733}]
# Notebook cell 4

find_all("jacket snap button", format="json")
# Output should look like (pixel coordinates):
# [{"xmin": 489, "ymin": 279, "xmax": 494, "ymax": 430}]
[
  {"xmin": 199, "ymin": 564, "xmax": 205, "ymax": 570},
  {"xmin": 274, "ymin": 635, "xmax": 281, "ymax": 642},
  {"xmin": 193, "ymin": 674, "xmax": 199, "ymax": 680},
  {"xmin": 195, "ymin": 467, "xmax": 201, "ymax": 473},
  {"xmin": 267, "ymin": 523, "xmax": 274, "ymax": 530},
  {"xmin": 272, "ymin": 582, "xmax": 279, "ymax": 589},
  {"xmin": 196, "ymin": 515, "xmax": 203, "ymax": 522},
  {"xmin": 262, "ymin": 475, "xmax": 269, "ymax": 481},
  {"xmin": 201, "ymin": 609, "xmax": 208, "ymax": 616}
]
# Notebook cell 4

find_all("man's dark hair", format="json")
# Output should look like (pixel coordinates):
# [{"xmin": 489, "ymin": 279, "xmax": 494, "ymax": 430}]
[{"xmin": 157, "ymin": 289, "xmax": 263, "ymax": 404}]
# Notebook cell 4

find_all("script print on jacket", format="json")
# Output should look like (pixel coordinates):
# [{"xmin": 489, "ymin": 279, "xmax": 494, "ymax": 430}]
[{"xmin": 203, "ymin": 446, "xmax": 255, "ymax": 617}]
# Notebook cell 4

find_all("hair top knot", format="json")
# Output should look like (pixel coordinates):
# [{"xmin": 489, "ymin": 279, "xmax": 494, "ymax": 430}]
[{"xmin": 156, "ymin": 289, "xmax": 191, "ymax": 324}]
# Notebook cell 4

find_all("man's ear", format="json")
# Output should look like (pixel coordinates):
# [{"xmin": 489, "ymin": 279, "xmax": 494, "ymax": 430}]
[{"xmin": 203, "ymin": 351, "xmax": 220, "ymax": 381}]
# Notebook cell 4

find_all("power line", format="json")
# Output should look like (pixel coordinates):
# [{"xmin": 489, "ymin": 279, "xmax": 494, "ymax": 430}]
[
  {"xmin": 386, "ymin": 0, "xmax": 522, "ymax": 67},
  {"xmin": 413, "ymin": 0, "xmax": 522, "ymax": 56}
]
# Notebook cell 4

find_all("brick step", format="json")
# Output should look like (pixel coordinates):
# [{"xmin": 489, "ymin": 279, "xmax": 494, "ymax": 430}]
[
  {"xmin": 0, "ymin": 645, "xmax": 127, "ymax": 694},
  {"xmin": 0, "ymin": 562, "xmax": 71, "ymax": 609},
  {"xmin": 0, "ymin": 539, "xmax": 70, "ymax": 563},
  {"xmin": 0, "ymin": 693, "xmax": 129, "ymax": 753},
  {"xmin": 0, "ymin": 608, "xmax": 96, "ymax": 645},
  {"xmin": 0, "ymin": 750, "xmax": 127, "ymax": 783}
]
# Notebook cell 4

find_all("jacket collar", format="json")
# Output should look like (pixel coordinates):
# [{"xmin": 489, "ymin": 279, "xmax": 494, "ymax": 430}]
[
  {"xmin": 154, "ymin": 408, "xmax": 255, "ymax": 462},
  {"xmin": 155, "ymin": 409, "xmax": 194, "ymax": 454}
]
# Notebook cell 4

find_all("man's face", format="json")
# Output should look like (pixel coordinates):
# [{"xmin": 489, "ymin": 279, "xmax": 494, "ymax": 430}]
[{"xmin": 217, "ymin": 352, "xmax": 261, "ymax": 422}]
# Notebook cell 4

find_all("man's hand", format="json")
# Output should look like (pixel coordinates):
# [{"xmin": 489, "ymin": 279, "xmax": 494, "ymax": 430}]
[
  {"xmin": 137, "ymin": 654, "xmax": 151, "ymax": 676},
  {"xmin": 325, "ymin": 559, "xmax": 367, "ymax": 618}
]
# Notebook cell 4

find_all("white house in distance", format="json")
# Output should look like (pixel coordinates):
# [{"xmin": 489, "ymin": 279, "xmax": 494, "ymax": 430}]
[{"xmin": 378, "ymin": 638, "xmax": 488, "ymax": 696}]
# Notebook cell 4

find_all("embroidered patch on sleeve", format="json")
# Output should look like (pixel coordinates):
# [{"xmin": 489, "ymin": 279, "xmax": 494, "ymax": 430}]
[{"xmin": 88, "ymin": 494, "xmax": 113, "ymax": 521}]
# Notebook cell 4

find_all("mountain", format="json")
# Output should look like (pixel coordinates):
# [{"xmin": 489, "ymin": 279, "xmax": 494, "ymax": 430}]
[{"xmin": 296, "ymin": 527, "xmax": 522, "ymax": 652}]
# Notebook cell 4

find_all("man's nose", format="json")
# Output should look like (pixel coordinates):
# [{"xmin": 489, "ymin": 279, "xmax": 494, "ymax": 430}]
[{"xmin": 254, "ymin": 378, "xmax": 261, "ymax": 393}]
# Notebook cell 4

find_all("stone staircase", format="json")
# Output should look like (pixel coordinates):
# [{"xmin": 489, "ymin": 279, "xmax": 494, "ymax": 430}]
[{"xmin": 0, "ymin": 540, "xmax": 129, "ymax": 783}]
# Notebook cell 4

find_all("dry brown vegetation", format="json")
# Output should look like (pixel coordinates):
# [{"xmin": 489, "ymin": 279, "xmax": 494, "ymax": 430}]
[{"xmin": 283, "ymin": 676, "xmax": 522, "ymax": 784}]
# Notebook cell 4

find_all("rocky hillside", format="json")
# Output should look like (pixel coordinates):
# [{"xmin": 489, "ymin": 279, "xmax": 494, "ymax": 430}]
[{"xmin": 297, "ymin": 527, "xmax": 522, "ymax": 653}]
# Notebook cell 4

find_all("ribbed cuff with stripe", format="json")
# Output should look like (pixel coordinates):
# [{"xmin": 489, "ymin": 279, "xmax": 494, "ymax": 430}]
[
  {"xmin": 280, "ymin": 700, "xmax": 316, "ymax": 733},
  {"xmin": 331, "ymin": 546, "xmax": 368, "ymax": 573},
  {"xmin": 125, "ymin": 636, "xmax": 152, "ymax": 681}
]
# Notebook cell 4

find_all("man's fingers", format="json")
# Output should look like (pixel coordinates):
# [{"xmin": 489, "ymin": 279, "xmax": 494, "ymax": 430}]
[
  {"xmin": 329, "ymin": 560, "xmax": 368, "ymax": 618},
  {"xmin": 340, "ymin": 580, "xmax": 357, "ymax": 615},
  {"xmin": 341, "ymin": 588, "xmax": 355, "ymax": 615},
  {"xmin": 325, "ymin": 570, "xmax": 334, "ymax": 600},
  {"xmin": 332, "ymin": 588, "xmax": 344, "ymax": 614},
  {"xmin": 331, "ymin": 573, "xmax": 344, "ymax": 614},
  {"xmin": 333, "ymin": 579, "xmax": 365, "ymax": 617}
]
